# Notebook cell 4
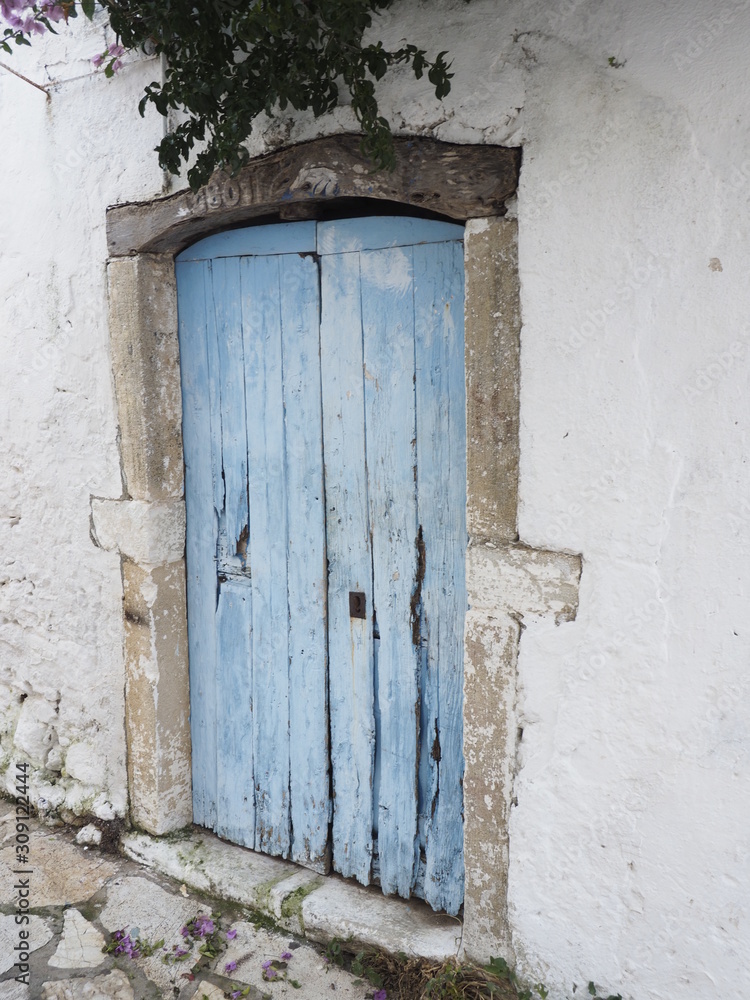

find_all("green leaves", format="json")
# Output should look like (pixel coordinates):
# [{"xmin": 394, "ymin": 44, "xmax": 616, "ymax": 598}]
[
  {"xmin": 350, "ymin": 950, "xmax": 384, "ymax": 987},
  {"xmin": 81, "ymin": 0, "xmax": 96, "ymax": 21},
  {"xmin": 95, "ymin": 0, "xmax": 454, "ymax": 189}
]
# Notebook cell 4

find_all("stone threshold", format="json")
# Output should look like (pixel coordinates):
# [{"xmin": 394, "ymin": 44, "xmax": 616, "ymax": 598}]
[{"xmin": 122, "ymin": 827, "xmax": 463, "ymax": 961}]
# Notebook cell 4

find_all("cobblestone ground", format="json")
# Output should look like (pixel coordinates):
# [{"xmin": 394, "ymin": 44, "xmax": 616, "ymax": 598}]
[{"xmin": 0, "ymin": 800, "xmax": 379, "ymax": 1000}]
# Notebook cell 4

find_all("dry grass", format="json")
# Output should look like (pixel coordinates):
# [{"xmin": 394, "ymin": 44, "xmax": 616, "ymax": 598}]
[{"xmin": 349, "ymin": 949, "xmax": 520, "ymax": 1000}]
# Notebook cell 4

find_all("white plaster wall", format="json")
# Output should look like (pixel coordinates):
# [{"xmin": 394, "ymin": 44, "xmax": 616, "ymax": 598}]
[{"xmin": 1, "ymin": 0, "xmax": 749, "ymax": 997}]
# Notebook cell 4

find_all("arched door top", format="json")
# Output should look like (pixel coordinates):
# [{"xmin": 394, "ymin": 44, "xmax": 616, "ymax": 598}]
[
  {"xmin": 106, "ymin": 136, "xmax": 520, "ymax": 258},
  {"xmin": 176, "ymin": 216, "xmax": 464, "ymax": 262}
]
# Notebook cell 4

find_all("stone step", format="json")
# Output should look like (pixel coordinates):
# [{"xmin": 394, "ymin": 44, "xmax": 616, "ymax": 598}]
[{"xmin": 122, "ymin": 828, "xmax": 463, "ymax": 960}]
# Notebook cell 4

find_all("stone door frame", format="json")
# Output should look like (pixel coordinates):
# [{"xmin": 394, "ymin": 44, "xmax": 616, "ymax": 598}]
[{"xmin": 93, "ymin": 135, "xmax": 581, "ymax": 960}]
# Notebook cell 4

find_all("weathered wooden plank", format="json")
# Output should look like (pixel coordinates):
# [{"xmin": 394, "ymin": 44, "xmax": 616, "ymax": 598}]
[
  {"xmin": 241, "ymin": 254, "xmax": 291, "ymax": 858},
  {"xmin": 107, "ymin": 137, "xmax": 521, "ymax": 256},
  {"xmin": 414, "ymin": 239, "xmax": 466, "ymax": 915},
  {"xmin": 280, "ymin": 252, "xmax": 331, "ymax": 872},
  {"xmin": 215, "ymin": 577, "xmax": 255, "ymax": 846},
  {"xmin": 212, "ymin": 257, "xmax": 249, "ymax": 574},
  {"xmin": 176, "ymin": 259, "xmax": 218, "ymax": 829},
  {"xmin": 360, "ymin": 243, "xmax": 420, "ymax": 899},
  {"xmin": 320, "ymin": 249, "xmax": 375, "ymax": 884},
  {"xmin": 177, "ymin": 221, "xmax": 316, "ymax": 262},
  {"xmin": 318, "ymin": 217, "xmax": 464, "ymax": 255},
  {"xmin": 205, "ymin": 262, "xmax": 227, "ymax": 578}
]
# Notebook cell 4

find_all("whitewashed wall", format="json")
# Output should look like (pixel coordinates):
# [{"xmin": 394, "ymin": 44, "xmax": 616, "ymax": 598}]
[{"xmin": 1, "ymin": 1, "xmax": 749, "ymax": 997}]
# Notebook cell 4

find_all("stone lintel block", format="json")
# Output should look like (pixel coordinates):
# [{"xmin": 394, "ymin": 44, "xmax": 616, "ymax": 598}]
[
  {"xmin": 465, "ymin": 217, "xmax": 521, "ymax": 545},
  {"xmin": 468, "ymin": 543, "xmax": 582, "ymax": 623},
  {"xmin": 122, "ymin": 558, "xmax": 192, "ymax": 834},
  {"xmin": 92, "ymin": 497, "xmax": 185, "ymax": 565},
  {"xmin": 107, "ymin": 254, "xmax": 183, "ymax": 502}
]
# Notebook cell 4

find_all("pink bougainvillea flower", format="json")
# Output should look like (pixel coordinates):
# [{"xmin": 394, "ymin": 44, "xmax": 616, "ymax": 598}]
[
  {"xmin": 225, "ymin": 960, "xmax": 238, "ymax": 973},
  {"xmin": 107, "ymin": 41, "xmax": 124, "ymax": 56},
  {"xmin": 24, "ymin": 15, "xmax": 46, "ymax": 34},
  {"xmin": 41, "ymin": 3, "xmax": 65, "ymax": 22},
  {"xmin": 261, "ymin": 960, "xmax": 272, "ymax": 970},
  {"xmin": 280, "ymin": 951, "xmax": 292, "ymax": 960},
  {"xmin": 91, "ymin": 53, "xmax": 104, "ymax": 67},
  {"xmin": 110, "ymin": 58, "xmax": 123, "ymax": 72},
  {"xmin": 226, "ymin": 928, "xmax": 238, "ymax": 940},
  {"xmin": 192, "ymin": 915, "xmax": 215, "ymax": 937}
]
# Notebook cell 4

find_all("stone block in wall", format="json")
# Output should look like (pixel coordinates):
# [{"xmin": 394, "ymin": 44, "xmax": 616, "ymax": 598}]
[
  {"xmin": 465, "ymin": 218, "xmax": 521, "ymax": 544},
  {"xmin": 12, "ymin": 694, "xmax": 59, "ymax": 770},
  {"xmin": 122, "ymin": 558, "xmax": 192, "ymax": 834},
  {"xmin": 107, "ymin": 255, "xmax": 183, "ymax": 502}
]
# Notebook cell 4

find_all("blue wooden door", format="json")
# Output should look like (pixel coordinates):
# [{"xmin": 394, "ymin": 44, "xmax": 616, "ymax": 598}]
[{"xmin": 176, "ymin": 217, "xmax": 466, "ymax": 913}]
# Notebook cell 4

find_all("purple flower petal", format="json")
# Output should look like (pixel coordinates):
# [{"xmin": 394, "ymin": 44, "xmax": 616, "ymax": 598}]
[
  {"xmin": 373, "ymin": 991, "xmax": 387, "ymax": 1000},
  {"xmin": 280, "ymin": 951, "xmax": 292, "ymax": 960},
  {"xmin": 261, "ymin": 959, "xmax": 272, "ymax": 969},
  {"xmin": 42, "ymin": 4, "xmax": 65, "ymax": 22},
  {"xmin": 226, "ymin": 928, "xmax": 238, "ymax": 940},
  {"xmin": 225, "ymin": 960, "xmax": 238, "ymax": 973}
]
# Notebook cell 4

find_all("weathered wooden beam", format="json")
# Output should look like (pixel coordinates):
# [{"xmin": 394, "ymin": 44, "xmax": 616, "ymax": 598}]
[{"xmin": 106, "ymin": 136, "xmax": 521, "ymax": 257}]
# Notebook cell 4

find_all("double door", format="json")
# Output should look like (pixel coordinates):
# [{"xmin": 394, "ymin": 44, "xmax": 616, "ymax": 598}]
[{"xmin": 176, "ymin": 216, "xmax": 466, "ymax": 913}]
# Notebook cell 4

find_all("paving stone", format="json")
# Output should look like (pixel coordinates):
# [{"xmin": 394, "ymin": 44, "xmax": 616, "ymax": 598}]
[
  {"xmin": 100, "ymin": 876, "xmax": 201, "ymax": 941},
  {"xmin": 41, "ymin": 969, "xmax": 134, "ymax": 1000},
  {"xmin": 0, "ymin": 834, "xmax": 119, "ymax": 907},
  {"xmin": 48, "ymin": 908, "xmax": 107, "ymax": 969},
  {"xmin": 186, "ymin": 984, "xmax": 225, "ymax": 1000},
  {"xmin": 99, "ymin": 876, "xmax": 211, "ymax": 995},
  {"xmin": 218, "ymin": 920, "xmax": 370, "ymax": 999},
  {"xmin": 0, "ymin": 913, "xmax": 53, "ymax": 976},
  {"xmin": 0, "ymin": 980, "xmax": 31, "ymax": 1000}
]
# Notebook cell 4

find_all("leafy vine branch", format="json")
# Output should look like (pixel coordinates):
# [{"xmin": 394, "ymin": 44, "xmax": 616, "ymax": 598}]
[{"xmin": 0, "ymin": 0, "xmax": 454, "ymax": 189}]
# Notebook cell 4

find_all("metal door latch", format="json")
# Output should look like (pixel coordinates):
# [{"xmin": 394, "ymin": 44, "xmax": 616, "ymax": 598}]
[{"xmin": 349, "ymin": 592, "xmax": 366, "ymax": 619}]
